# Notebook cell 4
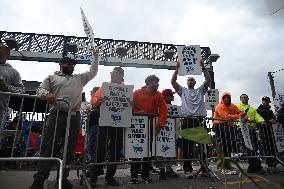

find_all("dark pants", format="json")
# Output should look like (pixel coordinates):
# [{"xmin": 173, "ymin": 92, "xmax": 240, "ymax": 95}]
[
  {"xmin": 214, "ymin": 124, "xmax": 238, "ymax": 169},
  {"xmin": 182, "ymin": 117, "xmax": 207, "ymax": 173},
  {"xmin": 90, "ymin": 126, "xmax": 123, "ymax": 180},
  {"xmin": 130, "ymin": 127, "xmax": 153, "ymax": 178},
  {"xmin": 33, "ymin": 111, "xmax": 81, "ymax": 181},
  {"xmin": 259, "ymin": 125, "xmax": 278, "ymax": 167},
  {"xmin": 246, "ymin": 129, "xmax": 262, "ymax": 171}
]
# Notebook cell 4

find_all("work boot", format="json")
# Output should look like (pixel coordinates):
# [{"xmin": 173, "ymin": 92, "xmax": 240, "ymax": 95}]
[
  {"xmin": 29, "ymin": 179, "xmax": 44, "ymax": 189},
  {"xmin": 105, "ymin": 177, "xmax": 119, "ymax": 186}
]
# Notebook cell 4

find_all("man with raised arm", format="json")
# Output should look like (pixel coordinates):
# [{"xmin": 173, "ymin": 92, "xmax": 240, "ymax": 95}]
[
  {"xmin": 171, "ymin": 58, "xmax": 211, "ymax": 178},
  {"xmin": 30, "ymin": 50, "xmax": 99, "ymax": 189}
]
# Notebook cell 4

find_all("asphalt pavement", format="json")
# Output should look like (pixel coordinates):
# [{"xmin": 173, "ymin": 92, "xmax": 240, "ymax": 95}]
[{"xmin": 0, "ymin": 163, "xmax": 284, "ymax": 189}]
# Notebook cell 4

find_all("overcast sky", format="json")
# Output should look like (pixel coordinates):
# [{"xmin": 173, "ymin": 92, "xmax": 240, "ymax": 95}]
[{"xmin": 1, "ymin": 0, "xmax": 284, "ymax": 110}]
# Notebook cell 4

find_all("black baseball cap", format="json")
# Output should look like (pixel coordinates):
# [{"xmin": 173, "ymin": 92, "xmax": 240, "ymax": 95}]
[
  {"xmin": 59, "ymin": 57, "xmax": 77, "ymax": 65},
  {"xmin": 262, "ymin": 96, "xmax": 271, "ymax": 103}
]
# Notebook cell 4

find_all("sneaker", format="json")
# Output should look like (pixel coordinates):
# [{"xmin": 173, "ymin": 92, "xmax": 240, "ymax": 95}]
[
  {"xmin": 184, "ymin": 172, "xmax": 194, "ymax": 179},
  {"xmin": 141, "ymin": 176, "xmax": 152, "ymax": 183},
  {"xmin": 221, "ymin": 169, "xmax": 237, "ymax": 175},
  {"xmin": 166, "ymin": 169, "xmax": 179, "ymax": 178},
  {"xmin": 29, "ymin": 180, "xmax": 44, "ymax": 189},
  {"xmin": 176, "ymin": 164, "xmax": 183, "ymax": 171},
  {"xmin": 105, "ymin": 177, "xmax": 120, "ymax": 186},
  {"xmin": 267, "ymin": 166, "xmax": 280, "ymax": 174},
  {"xmin": 129, "ymin": 177, "xmax": 139, "ymax": 184}
]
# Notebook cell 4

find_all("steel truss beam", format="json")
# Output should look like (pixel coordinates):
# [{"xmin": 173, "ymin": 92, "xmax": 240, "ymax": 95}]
[{"xmin": 0, "ymin": 31, "xmax": 211, "ymax": 70}]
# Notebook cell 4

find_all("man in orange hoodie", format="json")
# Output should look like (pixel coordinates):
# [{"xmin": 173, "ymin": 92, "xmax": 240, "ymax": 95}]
[
  {"xmin": 213, "ymin": 92, "xmax": 245, "ymax": 174},
  {"xmin": 129, "ymin": 75, "xmax": 168, "ymax": 184},
  {"xmin": 89, "ymin": 67, "xmax": 125, "ymax": 187}
]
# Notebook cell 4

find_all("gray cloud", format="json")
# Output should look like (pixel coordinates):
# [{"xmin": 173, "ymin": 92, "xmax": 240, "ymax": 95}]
[{"xmin": 1, "ymin": 0, "xmax": 284, "ymax": 110}]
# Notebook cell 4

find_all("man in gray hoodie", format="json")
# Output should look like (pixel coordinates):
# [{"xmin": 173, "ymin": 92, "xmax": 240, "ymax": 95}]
[
  {"xmin": 30, "ymin": 50, "xmax": 99, "ymax": 189},
  {"xmin": 0, "ymin": 44, "xmax": 24, "ymax": 135}
]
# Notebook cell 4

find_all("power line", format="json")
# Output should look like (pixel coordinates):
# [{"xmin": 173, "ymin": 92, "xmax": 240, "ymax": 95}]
[{"xmin": 271, "ymin": 68, "xmax": 284, "ymax": 74}]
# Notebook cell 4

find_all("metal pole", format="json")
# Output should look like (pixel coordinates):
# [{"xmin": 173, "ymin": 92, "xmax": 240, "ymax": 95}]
[{"xmin": 268, "ymin": 72, "xmax": 276, "ymax": 99}]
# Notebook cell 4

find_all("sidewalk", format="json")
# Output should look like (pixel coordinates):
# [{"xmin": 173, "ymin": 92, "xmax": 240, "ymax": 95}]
[{"xmin": 0, "ymin": 164, "xmax": 283, "ymax": 189}]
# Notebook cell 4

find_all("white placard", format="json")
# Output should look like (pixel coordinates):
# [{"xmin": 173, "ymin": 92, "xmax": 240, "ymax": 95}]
[
  {"xmin": 154, "ymin": 105, "xmax": 179, "ymax": 157},
  {"xmin": 205, "ymin": 89, "xmax": 219, "ymax": 110},
  {"xmin": 177, "ymin": 45, "xmax": 202, "ymax": 76},
  {"xmin": 240, "ymin": 119, "xmax": 253, "ymax": 150},
  {"xmin": 80, "ymin": 8, "xmax": 95, "ymax": 48},
  {"xmin": 99, "ymin": 82, "xmax": 133, "ymax": 127},
  {"xmin": 155, "ymin": 118, "xmax": 176, "ymax": 157},
  {"xmin": 272, "ymin": 123, "xmax": 284, "ymax": 152},
  {"xmin": 124, "ymin": 116, "xmax": 149, "ymax": 158},
  {"xmin": 167, "ymin": 105, "xmax": 181, "ymax": 131}
]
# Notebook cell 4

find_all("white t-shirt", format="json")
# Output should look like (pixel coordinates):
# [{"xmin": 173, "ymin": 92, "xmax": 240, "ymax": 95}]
[{"xmin": 178, "ymin": 83, "xmax": 208, "ymax": 117}]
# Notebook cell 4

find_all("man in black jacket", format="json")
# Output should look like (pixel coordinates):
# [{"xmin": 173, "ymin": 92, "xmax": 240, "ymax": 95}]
[{"xmin": 257, "ymin": 96, "xmax": 280, "ymax": 174}]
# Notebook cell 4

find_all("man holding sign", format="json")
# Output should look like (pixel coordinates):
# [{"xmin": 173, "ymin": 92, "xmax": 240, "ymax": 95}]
[
  {"xmin": 89, "ymin": 67, "xmax": 125, "ymax": 187},
  {"xmin": 171, "ymin": 58, "xmax": 211, "ymax": 178},
  {"xmin": 236, "ymin": 94, "xmax": 266, "ymax": 174},
  {"xmin": 130, "ymin": 75, "xmax": 168, "ymax": 184}
]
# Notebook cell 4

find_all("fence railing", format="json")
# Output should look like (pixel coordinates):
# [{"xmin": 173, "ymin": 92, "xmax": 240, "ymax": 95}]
[{"xmin": 0, "ymin": 91, "xmax": 73, "ymax": 189}]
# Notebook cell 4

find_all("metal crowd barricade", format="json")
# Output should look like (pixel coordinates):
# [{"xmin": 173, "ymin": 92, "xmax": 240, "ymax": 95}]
[
  {"xmin": 173, "ymin": 116, "xmax": 219, "ymax": 181},
  {"xmin": 205, "ymin": 117, "xmax": 284, "ymax": 170},
  {"xmin": 0, "ymin": 91, "xmax": 73, "ymax": 189},
  {"xmin": 79, "ymin": 112, "xmax": 220, "ymax": 188}
]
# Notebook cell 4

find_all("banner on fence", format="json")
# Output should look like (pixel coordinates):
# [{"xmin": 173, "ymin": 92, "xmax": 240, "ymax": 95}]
[
  {"xmin": 125, "ymin": 116, "xmax": 149, "ymax": 158},
  {"xmin": 177, "ymin": 45, "xmax": 202, "ymax": 76},
  {"xmin": 274, "ymin": 91, "xmax": 284, "ymax": 112},
  {"xmin": 99, "ymin": 82, "xmax": 133, "ymax": 127},
  {"xmin": 240, "ymin": 120, "xmax": 253, "ymax": 150},
  {"xmin": 272, "ymin": 123, "xmax": 284, "ymax": 152},
  {"xmin": 205, "ymin": 89, "xmax": 219, "ymax": 110},
  {"xmin": 154, "ymin": 105, "xmax": 179, "ymax": 157}
]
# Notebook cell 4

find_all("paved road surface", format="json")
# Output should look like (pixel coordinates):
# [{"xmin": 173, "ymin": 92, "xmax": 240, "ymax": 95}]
[{"xmin": 1, "ymin": 164, "xmax": 283, "ymax": 189}]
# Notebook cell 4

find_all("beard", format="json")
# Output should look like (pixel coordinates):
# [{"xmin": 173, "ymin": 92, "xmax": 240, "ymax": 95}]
[{"xmin": 62, "ymin": 67, "xmax": 74, "ymax": 75}]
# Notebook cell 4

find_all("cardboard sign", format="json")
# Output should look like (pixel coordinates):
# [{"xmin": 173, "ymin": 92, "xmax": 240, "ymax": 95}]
[
  {"xmin": 154, "ymin": 105, "xmax": 180, "ymax": 157},
  {"xmin": 272, "ymin": 123, "xmax": 284, "ymax": 152},
  {"xmin": 240, "ymin": 119, "xmax": 253, "ymax": 150},
  {"xmin": 81, "ymin": 8, "xmax": 95, "ymax": 47},
  {"xmin": 205, "ymin": 89, "xmax": 219, "ymax": 110},
  {"xmin": 274, "ymin": 92, "xmax": 284, "ymax": 112},
  {"xmin": 99, "ymin": 82, "xmax": 133, "ymax": 127},
  {"xmin": 177, "ymin": 45, "xmax": 202, "ymax": 76},
  {"xmin": 124, "ymin": 116, "xmax": 149, "ymax": 158},
  {"xmin": 155, "ymin": 118, "xmax": 176, "ymax": 157}
]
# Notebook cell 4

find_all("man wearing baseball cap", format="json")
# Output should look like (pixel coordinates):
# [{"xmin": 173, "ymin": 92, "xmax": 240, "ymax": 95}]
[
  {"xmin": 30, "ymin": 50, "xmax": 99, "ymax": 189},
  {"xmin": 257, "ymin": 96, "xmax": 280, "ymax": 174}
]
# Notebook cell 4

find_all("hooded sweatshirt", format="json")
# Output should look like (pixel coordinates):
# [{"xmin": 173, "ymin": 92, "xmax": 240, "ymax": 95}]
[{"xmin": 213, "ymin": 92, "xmax": 242, "ymax": 126}]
